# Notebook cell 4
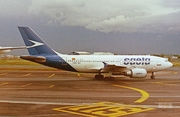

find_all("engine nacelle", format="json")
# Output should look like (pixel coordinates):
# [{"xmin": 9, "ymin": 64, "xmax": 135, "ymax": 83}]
[{"xmin": 125, "ymin": 68, "xmax": 147, "ymax": 78}]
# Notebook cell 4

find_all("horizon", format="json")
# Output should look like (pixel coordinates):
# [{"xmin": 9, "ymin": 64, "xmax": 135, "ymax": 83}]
[{"xmin": 0, "ymin": 0, "xmax": 180, "ymax": 55}]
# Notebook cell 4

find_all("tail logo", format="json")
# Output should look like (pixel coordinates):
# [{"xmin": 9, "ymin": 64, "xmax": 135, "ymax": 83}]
[{"xmin": 27, "ymin": 39, "xmax": 44, "ymax": 48}]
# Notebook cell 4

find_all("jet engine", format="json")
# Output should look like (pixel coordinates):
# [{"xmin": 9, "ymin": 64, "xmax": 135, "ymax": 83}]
[{"xmin": 125, "ymin": 68, "xmax": 147, "ymax": 78}]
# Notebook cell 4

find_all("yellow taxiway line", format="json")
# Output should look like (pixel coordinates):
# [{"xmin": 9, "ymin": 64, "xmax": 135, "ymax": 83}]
[
  {"xmin": 0, "ymin": 82, "xmax": 8, "ymax": 86},
  {"xmin": 113, "ymin": 85, "xmax": 149, "ymax": 103},
  {"xmin": 77, "ymin": 74, "xmax": 82, "ymax": 78},
  {"xmin": 48, "ymin": 74, "xmax": 55, "ymax": 78},
  {"xmin": 49, "ymin": 85, "xmax": 55, "ymax": 88},
  {"xmin": 21, "ymin": 83, "xmax": 32, "ymax": 88},
  {"xmin": 20, "ymin": 73, "xmax": 32, "ymax": 77},
  {"xmin": 54, "ymin": 102, "xmax": 154, "ymax": 117}
]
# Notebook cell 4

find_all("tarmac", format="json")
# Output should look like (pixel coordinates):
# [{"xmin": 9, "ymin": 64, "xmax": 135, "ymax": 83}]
[{"xmin": 0, "ymin": 65, "xmax": 180, "ymax": 117}]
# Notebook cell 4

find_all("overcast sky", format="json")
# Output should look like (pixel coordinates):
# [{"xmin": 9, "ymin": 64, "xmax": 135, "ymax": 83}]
[{"xmin": 0, "ymin": 0, "xmax": 180, "ymax": 55}]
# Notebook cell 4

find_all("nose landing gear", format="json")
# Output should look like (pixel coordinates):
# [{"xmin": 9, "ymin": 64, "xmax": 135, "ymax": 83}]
[
  {"xmin": 151, "ymin": 72, "xmax": 155, "ymax": 79},
  {"xmin": 94, "ymin": 74, "xmax": 104, "ymax": 80}
]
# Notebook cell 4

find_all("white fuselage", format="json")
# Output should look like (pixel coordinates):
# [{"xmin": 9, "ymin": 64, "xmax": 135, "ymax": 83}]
[{"xmin": 59, "ymin": 54, "xmax": 172, "ymax": 73}]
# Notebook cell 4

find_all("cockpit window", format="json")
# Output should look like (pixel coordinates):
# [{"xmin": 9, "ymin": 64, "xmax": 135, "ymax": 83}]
[{"xmin": 165, "ymin": 60, "xmax": 168, "ymax": 62}]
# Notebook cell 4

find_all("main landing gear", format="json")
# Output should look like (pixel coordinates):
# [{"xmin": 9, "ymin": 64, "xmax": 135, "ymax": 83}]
[
  {"xmin": 94, "ymin": 74, "xmax": 104, "ymax": 80},
  {"xmin": 94, "ymin": 73, "xmax": 115, "ymax": 81},
  {"xmin": 151, "ymin": 72, "xmax": 155, "ymax": 79}
]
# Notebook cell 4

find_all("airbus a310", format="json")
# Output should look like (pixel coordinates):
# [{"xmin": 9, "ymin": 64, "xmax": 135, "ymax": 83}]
[{"xmin": 18, "ymin": 27, "xmax": 173, "ymax": 80}]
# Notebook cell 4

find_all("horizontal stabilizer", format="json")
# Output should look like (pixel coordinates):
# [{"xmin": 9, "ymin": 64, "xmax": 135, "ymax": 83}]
[
  {"xmin": 0, "ymin": 46, "xmax": 27, "ymax": 50},
  {"xmin": 20, "ymin": 55, "xmax": 46, "ymax": 63}
]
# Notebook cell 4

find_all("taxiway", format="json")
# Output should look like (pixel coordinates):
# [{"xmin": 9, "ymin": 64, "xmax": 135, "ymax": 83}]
[{"xmin": 0, "ymin": 65, "xmax": 180, "ymax": 117}]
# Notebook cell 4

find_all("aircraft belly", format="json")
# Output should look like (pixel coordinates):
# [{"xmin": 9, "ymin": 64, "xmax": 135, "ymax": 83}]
[{"xmin": 70, "ymin": 63, "xmax": 100, "ymax": 73}]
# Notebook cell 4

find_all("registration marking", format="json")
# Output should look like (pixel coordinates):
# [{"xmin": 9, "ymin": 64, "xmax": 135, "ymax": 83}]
[{"xmin": 53, "ymin": 102, "xmax": 154, "ymax": 117}]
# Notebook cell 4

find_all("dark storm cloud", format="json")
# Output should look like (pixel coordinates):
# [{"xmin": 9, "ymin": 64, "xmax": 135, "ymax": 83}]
[
  {"xmin": 29, "ymin": 0, "xmax": 180, "ymax": 33},
  {"xmin": 0, "ymin": 0, "xmax": 180, "ymax": 55}
]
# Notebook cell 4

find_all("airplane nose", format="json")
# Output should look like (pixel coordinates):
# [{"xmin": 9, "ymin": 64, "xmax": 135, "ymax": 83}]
[
  {"xmin": 168, "ymin": 62, "xmax": 173, "ymax": 68},
  {"xmin": 169, "ymin": 62, "xmax": 173, "ymax": 67}
]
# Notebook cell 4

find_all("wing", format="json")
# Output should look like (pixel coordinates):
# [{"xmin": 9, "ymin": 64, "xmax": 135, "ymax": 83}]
[
  {"xmin": 101, "ymin": 62, "xmax": 128, "ymax": 72},
  {"xmin": 88, "ymin": 62, "xmax": 131, "ymax": 73},
  {"xmin": 0, "ymin": 46, "xmax": 27, "ymax": 54}
]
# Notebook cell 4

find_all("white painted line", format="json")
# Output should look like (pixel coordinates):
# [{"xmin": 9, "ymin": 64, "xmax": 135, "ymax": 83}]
[
  {"xmin": 0, "ymin": 100, "xmax": 91, "ymax": 105},
  {"xmin": 0, "ymin": 100, "xmax": 180, "ymax": 108}
]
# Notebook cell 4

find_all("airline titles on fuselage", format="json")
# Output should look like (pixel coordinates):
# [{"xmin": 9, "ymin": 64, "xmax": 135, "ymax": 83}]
[{"xmin": 124, "ymin": 57, "xmax": 150, "ymax": 65}]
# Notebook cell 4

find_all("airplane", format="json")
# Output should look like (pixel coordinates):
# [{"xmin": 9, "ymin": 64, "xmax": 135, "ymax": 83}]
[
  {"xmin": 18, "ymin": 27, "xmax": 173, "ymax": 80},
  {"xmin": 0, "ymin": 46, "xmax": 27, "ymax": 54}
]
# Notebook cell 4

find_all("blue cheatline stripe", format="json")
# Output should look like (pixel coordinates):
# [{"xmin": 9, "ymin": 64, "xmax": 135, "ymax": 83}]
[{"xmin": 44, "ymin": 55, "xmax": 77, "ymax": 72}]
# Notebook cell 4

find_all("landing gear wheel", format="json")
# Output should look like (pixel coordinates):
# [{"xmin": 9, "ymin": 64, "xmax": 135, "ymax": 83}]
[
  {"xmin": 94, "ymin": 75, "xmax": 104, "ymax": 80},
  {"xmin": 151, "ymin": 76, "xmax": 155, "ymax": 79}
]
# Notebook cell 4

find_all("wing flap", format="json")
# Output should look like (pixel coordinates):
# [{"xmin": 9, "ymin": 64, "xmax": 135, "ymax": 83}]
[
  {"xmin": 88, "ymin": 62, "xmax": 128, "ymax": 73},
  {"xmin": 88, "ymin": 66, "xmax": 103, "ymax": 70},
  {"xmin": 101, "ymin": 64, "xmax": 127, "ymax": 72}
]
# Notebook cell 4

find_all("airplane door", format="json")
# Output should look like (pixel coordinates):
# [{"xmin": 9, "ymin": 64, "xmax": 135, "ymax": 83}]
[
  {"xmin": 156, "ymin": 59, "xmax": 161, "ymax": 67},
  {"xmin": 119, "ymin": 58, "xmax": 124, "ymax": 65},
  {"xmin": 147, "ymin": 59, "xmax": 156, "ymax": 71}
]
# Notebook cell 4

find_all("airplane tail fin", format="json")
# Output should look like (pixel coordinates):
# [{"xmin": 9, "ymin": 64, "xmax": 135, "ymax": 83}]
[{"xmin": 18, "ymin": 27, "xmax": 57, "ymax": 55}]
